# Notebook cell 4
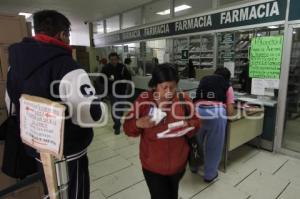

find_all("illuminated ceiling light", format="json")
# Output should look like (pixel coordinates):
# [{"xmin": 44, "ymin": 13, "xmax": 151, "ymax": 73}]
[
  {"xmin": 18, "ymin": 12, "xmax": 32, "ymax": 19},
  {"xmin": 267, "ymin": 25, "xmax": 279, "ymax": 29},
  {"xmin": 124, "ymin": 43, "xmax": 136, "ymax": 47},
  {"xmin": 156, "ymin": 4, "xmax": 191, "ymax": 15}
]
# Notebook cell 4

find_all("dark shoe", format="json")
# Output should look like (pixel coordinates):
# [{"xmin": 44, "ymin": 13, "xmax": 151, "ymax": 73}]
[
  {"xmin": 114, "ymin": 129, "xmax": 120, "ymax": 135},
  {"xmin": 204, "ymin": 174, "xmax": 218, "ymax": 183},
  {"xmin": 190, "ymin": 169, "xmax": 198, "ymax": 174}
]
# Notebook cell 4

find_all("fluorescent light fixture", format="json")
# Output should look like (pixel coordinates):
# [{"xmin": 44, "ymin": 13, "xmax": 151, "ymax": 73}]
[
  {"xmin": 156, "ymin": 4, "xmax": 191, "ymax": 15},
  {"xmin": 18, "ymin": 12, "xmax": 32, "ymax": 19},
  {"xmin": 124, "ymin": 43, "xmax": 136, "ymax": 47},
  {"xmin": 267, "ymin": 25, "xmax": 279, "ymax": 29}
]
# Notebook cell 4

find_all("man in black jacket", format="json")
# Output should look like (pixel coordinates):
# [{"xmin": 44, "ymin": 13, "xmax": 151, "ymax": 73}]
[
  {"xmin": 5, "ymin": 10, "xmax": 107, "ymax": 199},
  {"xmin": 101, "ymin": 52, "xmax": 132, "ymax": 135}
]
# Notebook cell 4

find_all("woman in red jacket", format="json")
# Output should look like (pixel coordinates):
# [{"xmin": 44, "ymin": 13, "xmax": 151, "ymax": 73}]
[{"xmin": 123, "ymin": 64, "xmax": 200, "ymax": 199}]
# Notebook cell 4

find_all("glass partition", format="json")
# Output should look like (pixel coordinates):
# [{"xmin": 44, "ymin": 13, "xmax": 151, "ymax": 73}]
[
  {"xmin": 122, "ymin": 8, "xmax": 143, "ymax": 29},
  {"xmin": 106, "ymin": 15, "xmax": 120, "ymax": 33}
]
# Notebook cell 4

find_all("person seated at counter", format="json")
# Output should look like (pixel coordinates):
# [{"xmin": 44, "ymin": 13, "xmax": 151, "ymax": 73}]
[{"xmin": 192, "ymin": 67, "xmax": 234, "ymax": 183}]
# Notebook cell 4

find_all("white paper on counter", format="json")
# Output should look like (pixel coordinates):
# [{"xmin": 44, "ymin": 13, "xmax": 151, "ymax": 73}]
[
  {"xmin": 251, "ymin": 78, "xmax": 280, "ymax": 96},
  {"xmin": 251, "ymin": 78, "xmax": 265, "ymax": 95}
]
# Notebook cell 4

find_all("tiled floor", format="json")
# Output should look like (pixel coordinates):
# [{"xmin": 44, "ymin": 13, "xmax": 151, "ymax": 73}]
[{"xmin": 88, "ymin": 119, "xmax": 300, "ymax": 199}]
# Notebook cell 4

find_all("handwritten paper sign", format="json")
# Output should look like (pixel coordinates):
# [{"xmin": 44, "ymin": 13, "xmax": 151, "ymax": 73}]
[
  {"xmin": 251, "ymin": 78, "xmax": 280, "ymax": 96},
  {"xmin": 249, "ymin": 36, "xmax": 284, "ymax": 79},
  {"xmin": 20, "ymin": 95, "xmax": 65, "ymax": 159}
]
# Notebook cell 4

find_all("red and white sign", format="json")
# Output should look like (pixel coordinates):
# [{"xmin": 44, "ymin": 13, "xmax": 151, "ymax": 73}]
[{"xmin": 20, "ymin": 94, "xmax": 65, "ymax": 159}]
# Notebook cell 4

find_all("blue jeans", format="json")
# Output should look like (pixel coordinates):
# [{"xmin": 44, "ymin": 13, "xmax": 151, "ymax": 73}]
[{"xmin": 192, "ymin": 105, "xmax": 227, "ymax": 180}]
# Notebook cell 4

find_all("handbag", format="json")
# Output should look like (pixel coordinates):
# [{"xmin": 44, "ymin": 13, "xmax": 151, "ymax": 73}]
[
  {"xmin": 1, "ymin": 96, "xmax": 37, "ymax": 179},
  {"xmin": 178, "ymin": 93, "xmax": 204, "ymax": 169}
]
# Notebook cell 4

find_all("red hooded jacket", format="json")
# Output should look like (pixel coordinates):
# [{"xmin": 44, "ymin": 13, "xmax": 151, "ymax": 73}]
[{"xmin": 123, "ymin": 91, "xmax": 200, "ymax": 175}]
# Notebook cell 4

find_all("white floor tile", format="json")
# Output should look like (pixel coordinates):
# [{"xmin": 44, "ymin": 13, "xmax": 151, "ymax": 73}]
[
  {"xmin": 115, "ymin": 143, "xmax": 140, "ymax": 159},
  {"xmin": 192, "ymin": 180, "xmax": 249, "ymax": 199},
  {"xmin": 90, "ymin": 190, "xmax": 106, "ymax": 199},
  {"xmin": 241, "ymin": 151, "xmax": 289, "ymax": 174},
  {"xmin": 92, "ymin": 165, "xmax": 144, "ymax": 197},
  {"xmin": 89, "ymin": 156, "xmax": 132, "ymax": 181},
  {"xmin": 277, "ymin": 183, "xmax": 300, "ymax": 199},
  {"xmin": 107, "ymin": 181, "xmax": 150, "ymax": 199},
  {"xmin": 88, "ymin": 147, "xmax": 119, "ymax": 165},
  {"xmin": 88, "ymin": 139, "xmax": 109, "ymax": 152},
  {"xmin": 273, "ymin": 159, "xmax": 300, "ymax": 186},
  {"xmin": 106, "ymin": 137, "xmax": 138, "ymax": 151},
  {"xmin": 127, "ymin": 155, "xmax": 141, "ymax": 167},
  {"xmin": 236, "ymin": 170, "xmax": 290, "ymax": 199}
]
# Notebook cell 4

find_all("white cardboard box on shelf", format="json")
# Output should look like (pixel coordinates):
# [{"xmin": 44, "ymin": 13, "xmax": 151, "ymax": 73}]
[
  {"xmin": 0, "ymin": 14, "xmax": 27, "ymax": 45},
  {"xmin": 0, "ymin": 46, "xmax": 9, "ymax": 81}
]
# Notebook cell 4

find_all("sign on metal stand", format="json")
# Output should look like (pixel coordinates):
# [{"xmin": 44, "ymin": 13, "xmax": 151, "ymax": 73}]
[{"xmin": 19, "ymin": 94, "xmax": 67, "ymax": 199}]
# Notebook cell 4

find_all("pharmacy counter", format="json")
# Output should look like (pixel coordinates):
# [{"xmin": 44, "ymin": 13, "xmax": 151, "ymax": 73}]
[
  {"xmin": 234, "ymin": 94, "xmax": 278, "ymax": 151},
  {"xmin": 223, "ymin": 107, "xmax": 264, "ymax": 171}
]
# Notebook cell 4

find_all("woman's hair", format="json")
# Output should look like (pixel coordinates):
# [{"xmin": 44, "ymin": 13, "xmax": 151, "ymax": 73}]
[
  {"xmin": 214, "ymin": 67, "xmax": 231, "ymax": 83},
  {"xmin": 148, "ymin": 63, "xmax": 179, "ymax": 88},
  {"xmin": 124, "ymin": 58, "xmax": 132, "ymax": 65}
]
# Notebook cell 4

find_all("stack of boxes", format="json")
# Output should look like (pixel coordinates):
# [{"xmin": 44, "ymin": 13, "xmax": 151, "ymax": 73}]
[
  {"xmin": 0, "ymin": 14, "xmax": 28, "ymax": 124},
  {"xmin": 0, "ymin": 13, "xmax": 44, "ymax": 199}
]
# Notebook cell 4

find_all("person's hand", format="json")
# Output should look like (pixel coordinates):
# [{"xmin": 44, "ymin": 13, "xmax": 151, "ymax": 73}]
[
  {"xmin": 183, "ymin": 121, "xmax": 189, "ymax": 127},
  {"xmin": 136, "ymin": 116, "xmax": 156, "ymax": 129}
]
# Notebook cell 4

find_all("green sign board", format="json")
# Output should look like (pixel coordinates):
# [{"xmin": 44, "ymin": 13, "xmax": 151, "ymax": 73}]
[{"xmin": 249, "ymin": 36, "xmax": 284, "ymax": 79}]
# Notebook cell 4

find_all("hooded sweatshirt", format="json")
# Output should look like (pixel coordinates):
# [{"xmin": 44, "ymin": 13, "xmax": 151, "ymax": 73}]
[{"xmin": 6, "ymin": 34, "xmax": 106, "ymax": 156}]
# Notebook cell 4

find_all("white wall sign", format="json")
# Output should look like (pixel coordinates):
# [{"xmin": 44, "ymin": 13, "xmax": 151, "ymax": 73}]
[
  {"xmin": 251, "ymin": 78, "xmax": 280, "ymax": 96},
  {"xmin": 20, "ymin": 95, "xmax": 65, "ymax": 159},
  {"xmin": 224, "ymin": 61, "xmax": 235, "ymax": 78}
]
